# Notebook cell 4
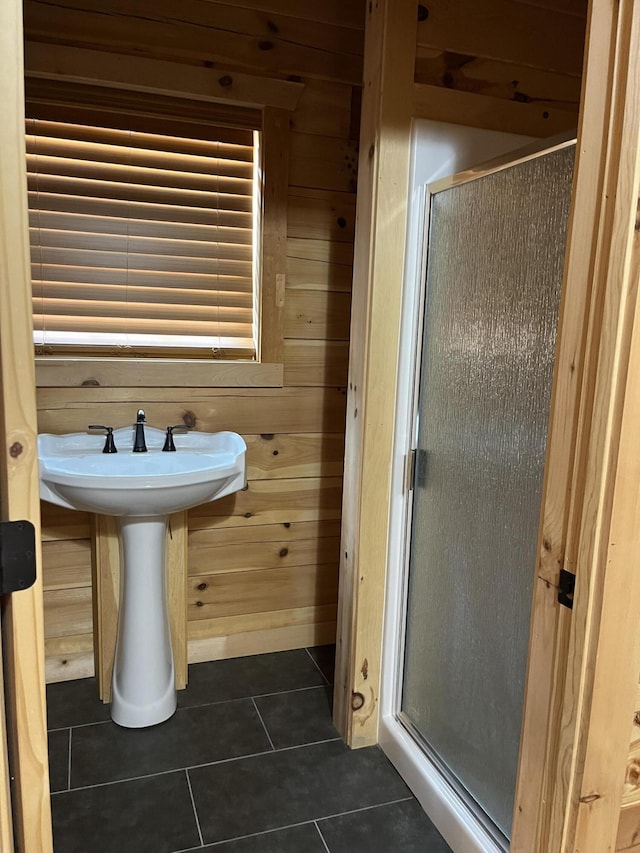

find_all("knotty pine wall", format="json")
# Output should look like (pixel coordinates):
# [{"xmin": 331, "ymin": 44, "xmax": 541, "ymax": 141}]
[
  {"xmin": 27, "ymin": 0, "xmax": 588, "ymax": 684},
  {"xmin": 28, "ymin": 0, "xmax": 362, "ymax": 682}
]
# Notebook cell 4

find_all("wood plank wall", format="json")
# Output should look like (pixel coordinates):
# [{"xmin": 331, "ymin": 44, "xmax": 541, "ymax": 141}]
[
  {"xmin": 414, "ymin": 0, "xmax": 586, "ymax": 134},
  {"xmin": 25, "ymin": 0, "xmax": 362, "ymax": 682},
  {"xmin": 25, "ymin": 0, "xmax": 591, "ymax": 687}
]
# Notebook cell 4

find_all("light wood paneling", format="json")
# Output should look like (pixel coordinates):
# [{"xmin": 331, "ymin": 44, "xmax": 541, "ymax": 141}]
[
  {"xmin": 36, "ymin": 386, "xmax": 347, "ymax": 435},
  {"xmin": 189, "ymin": 519, "xmax": 342, "ymax": 548},
  {"xmin": 36, "ymin": 359, "xmax": 283, "ymax": 389},
  {"xmin": 289, "ymin": 132, "xmax": 359, "ymax": 193},
  {"xmin": 287, "ymin": 236, "xmax": 354, "ymax": 266},
  {"xmin": 284, "ymin": 340, "xmax": 349, "ymax": 387},
  {"xmin": 291, "ymin": 80, "xmax": 354, "ymax": 138},
  {"xmin": 416, "ymin": 0, "xmax": 585, "ymax": 77},
  {"xmin": 413, "ymin": 83, "xmax": 578, "ymax": 136},
  {"xmin": 286, "ymin": 255, "xmax": 353, "ymax": 292},
  {"xmin": 189, "ymin": 535, "xmax": 340, "ymax": 576},
  {"xmin": 45, "ymin": 630, "xmax": 93, "ymax": 682},
  {"xmin": 284, "ymin": 289, "xmax": 351, "ymax": 341},
  {"xmin": 413, "ymin": 0, "xmax": 586, "ymax": 142},
  {"xmin": 244, "ymin": 433, "xmax": 345, "ymax": 479},
  {"xmin": 189, "ymin": 476, "xmax": 343, "ymax": 529},
  {"xmin": 288, "ymin": 188, "xmax": 356, "ymax": 243},
  {"xmin": 513, "ymin": 0, "xmax": 586, "ymax": 16},
  {"xmin": 202, "ymin": 0, "xmax": 364, "ymax": 29},
  {"xmin": 29, "ymin": 0, "xmax": 354, "ymax": 683},
  {"xmin": 188, "ymin": 603, "xmax": 337, "ymax": 642},
  {"xmin": 188, "ymin": 605, "xmax": 337, "ymax": 663},
  {"xmin": 415, "ymin": 49, "xmax": 582, "ymax": 113},
  {"xmin": 40, "ymin": 505, "xmax": 90, "ymax": 541},
  {"xmin": 45, "ymin": 633, "xmax": 95, "ymax": 683},
  {"xmin": 43, "ymin": 588, "xmax": 94, "ymax": 639},
  {"xmin": 188, "ymin": 563, "xmax": 339, "ymax": 620},
  {"xmin": 26, "ymin": 43, "xmax": 304, "ymax": 111},
  {"xmin": 42, "ymin": 540, "xmax": 92, "ymax": 589},
  {"xmin": 23, "ymin": 0, "xmax": 364, "ymax": 84}
]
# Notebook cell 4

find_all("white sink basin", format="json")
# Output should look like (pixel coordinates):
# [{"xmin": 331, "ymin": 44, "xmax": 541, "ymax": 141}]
[
  {"xmin": 38, "ymin": 426, "xmax": 246, "ymax": 516},
  {"xmin": 38, "ymin": 425, "xmax": 246, "ymax": 729}
]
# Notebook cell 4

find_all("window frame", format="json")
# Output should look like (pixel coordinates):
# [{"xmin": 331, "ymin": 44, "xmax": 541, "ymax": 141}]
[{"xmin": 25, "ymin": 74, "xmax": 292, "ymax": 389}]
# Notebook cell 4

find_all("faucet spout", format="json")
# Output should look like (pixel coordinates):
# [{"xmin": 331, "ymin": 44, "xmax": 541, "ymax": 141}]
[{"xmin": 133, "ymin": 409, "xmax": 147, "ymax": 453}]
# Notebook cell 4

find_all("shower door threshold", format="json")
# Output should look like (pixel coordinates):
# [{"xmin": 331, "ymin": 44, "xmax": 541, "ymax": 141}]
[{"xmin": 379, "ymin": 710, "xmax": 507, "ymax": 853}]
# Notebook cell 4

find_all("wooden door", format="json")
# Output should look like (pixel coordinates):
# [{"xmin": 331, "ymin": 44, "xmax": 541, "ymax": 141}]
[{"xmin": 0, "ymin": 0, "xmax": 54, "ymax": 850}]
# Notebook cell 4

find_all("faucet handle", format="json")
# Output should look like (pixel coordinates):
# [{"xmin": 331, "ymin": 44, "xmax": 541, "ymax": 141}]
[
  {"xmin": 88, "ymin": 425, "xmax": 117, "ymax": 454},
  {"xmin": 136, "ymin": 409, "xmax": 146, "ymax": 422},
  {"xmin": 162, "ymin": 424, "xmax": 190, "ymax": 452}
]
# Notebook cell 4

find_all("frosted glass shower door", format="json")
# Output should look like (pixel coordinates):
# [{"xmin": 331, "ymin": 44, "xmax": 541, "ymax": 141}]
[{"xmin": 401, "ymin": 144, "xmax": 574, "ymax": 841}]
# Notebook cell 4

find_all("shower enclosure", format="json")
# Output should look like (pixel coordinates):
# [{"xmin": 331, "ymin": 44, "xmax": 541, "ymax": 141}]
[{"xmin": 382, "ymin": 130, "xmax": 575, "ymax": 850}]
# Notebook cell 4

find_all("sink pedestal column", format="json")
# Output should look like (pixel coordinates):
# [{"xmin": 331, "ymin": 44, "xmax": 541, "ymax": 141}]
[{"xmin": 111, "ymin": 515, "xmax": 177, "ymax": 728}]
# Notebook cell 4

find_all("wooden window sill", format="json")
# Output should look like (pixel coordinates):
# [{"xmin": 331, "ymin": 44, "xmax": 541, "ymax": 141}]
[{"xmin": 35, "ymin": 357, "xmax": 284, "ymax": 389}]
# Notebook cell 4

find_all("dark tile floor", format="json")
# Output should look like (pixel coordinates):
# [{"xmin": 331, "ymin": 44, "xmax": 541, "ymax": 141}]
[{"xmin": 47, "ymin": 646, "xmax": 451, "ymax": 853}]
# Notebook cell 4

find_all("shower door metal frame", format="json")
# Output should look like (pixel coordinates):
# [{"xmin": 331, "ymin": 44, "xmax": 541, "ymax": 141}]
[{"xmin": 385, "ymin": 135, "xmax": 577, "ymax": 850}]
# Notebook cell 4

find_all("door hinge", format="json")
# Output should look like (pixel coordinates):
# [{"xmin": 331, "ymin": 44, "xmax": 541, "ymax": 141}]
[
  {"xmin": 0, "ymin": 520, "xmax": 37, "ymax": 594},
  {"xmin": 558, "ymin": 568, "xmax": 575, "ymax": 610}
]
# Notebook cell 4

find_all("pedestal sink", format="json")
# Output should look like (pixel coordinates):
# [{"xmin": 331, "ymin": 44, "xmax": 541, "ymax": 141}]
[{"xmin": 38, "ymin": 426, "xmax": 246, "ymax": 728}]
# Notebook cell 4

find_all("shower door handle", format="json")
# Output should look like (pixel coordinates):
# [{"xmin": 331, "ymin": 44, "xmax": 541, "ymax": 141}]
[{"xmin": 406, "ymin": 449, "xmax": 429, "ymax": 491}]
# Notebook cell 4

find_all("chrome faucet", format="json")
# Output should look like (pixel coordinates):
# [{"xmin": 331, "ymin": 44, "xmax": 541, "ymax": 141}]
[{"xmin": 133, "ymin": 409, "xmax": 147, "ymax": 452}]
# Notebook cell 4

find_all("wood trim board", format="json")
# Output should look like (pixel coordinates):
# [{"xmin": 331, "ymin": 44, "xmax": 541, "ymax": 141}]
[
  {"xmin": 0, "ymin": 0, "xmax": 53, "ymax": 848},
  {"xmin": 25, "ymin": 43, "xmax": 304, "ymax": 112},
  {"xmin": 541, "ymin": 0, "xmax": 640, "ymax": 847},
  {"xmin": 333, "ymin": 0, "xmax": 417, "ymax": 747}
]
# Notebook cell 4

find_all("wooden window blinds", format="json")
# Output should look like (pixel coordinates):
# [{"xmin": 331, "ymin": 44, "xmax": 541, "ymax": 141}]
[{"xmin": 27, "ymin": 115, "xmax": 259, "ymax": 359}]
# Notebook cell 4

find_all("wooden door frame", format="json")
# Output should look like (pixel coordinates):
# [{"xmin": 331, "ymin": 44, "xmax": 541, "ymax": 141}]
[
  {"xmin": 0, "ymin": 0, "xmax": 53, "ymax": 850},
  {"xmin": 513, "ymin": 0, "xmax": 640, "ymax": 848},
  {"xmin": 336, "ymin": 0, "xmax": 640, "ymax": 848}
]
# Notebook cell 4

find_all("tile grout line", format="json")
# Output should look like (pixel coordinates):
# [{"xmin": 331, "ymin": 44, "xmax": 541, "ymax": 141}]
[
  {"xmin": 179, "ymin": 683, "xmax": 327, "ymax": 709},
  {"xmin": 184, "ymin": 769, "xmax": 205, "ymax": 848},
  {"xmin": 67, "ymin": 727, "xmax": 72, "ymax": 791},
  {"xmin": 49, "ymin": 718, "xmax": 112, "ymax": 734},
  {"xmin": 251, "ymin": 684, "xmax": 327, "ymax": 700},
  {"xmin": 314, "ymin": 820, "xmax": 332, "ymax": 853},
  {"xmin": 172, "ymin": 796, "xmax": 418, "ymax": 850},
  {"xmin": 312, "ymin": 795, "xmax": 416, "ymax": 826},
  {"xmin": 251, "ymin": 697, "xmax": 275, "ymax": 751},
  {"xmin": 47, "ymin": 685, "xmax": 328, "ymax": 734},
  {"xmin": 305, "ymin": 647, "xmax": 331, "ymax": 685},
  {"xmin": 50, "ymin": 737, "xmax": 345, "ymax": 796}
]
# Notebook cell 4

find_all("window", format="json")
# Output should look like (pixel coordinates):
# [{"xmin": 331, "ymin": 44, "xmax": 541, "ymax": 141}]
[{"xmin": 27, "ymin": 109, "xmax": 260, "ymax": 360}]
